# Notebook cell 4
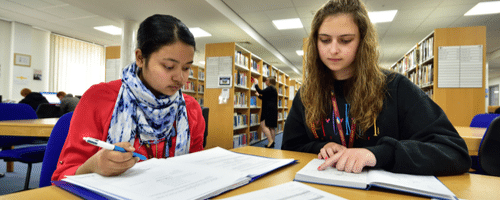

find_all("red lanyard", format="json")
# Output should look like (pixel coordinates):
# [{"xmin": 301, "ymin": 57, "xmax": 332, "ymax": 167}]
[{"xmin": 331, "ymin": 91, "xmax": 356, "ymax": 148}]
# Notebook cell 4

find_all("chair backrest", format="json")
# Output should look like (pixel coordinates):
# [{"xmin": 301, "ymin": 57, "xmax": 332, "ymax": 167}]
[
  {"xmin": 39, "ymin": 111, "xmax": 73, "ymax": 187},
  {"xmin": 202, "ymin": 107, "xmax": 209, "ymax": 148},
  {"xmin": 470, "ymin": 113, "xmax": 500, "ymax": 128},
  {"xmin": 0, "ymin": 103, "xmax": 39, "ymax": 147},
  {"xmin": 478, "ymin": 116, "xmax": 500, "ymax": 176},
  {"xmin": 0, "ymin": 103, "xmax": 37, "ymax": 121},
  {"xmin": 36, "ymin": 103, "xmax": 61, "ymax": 118}
]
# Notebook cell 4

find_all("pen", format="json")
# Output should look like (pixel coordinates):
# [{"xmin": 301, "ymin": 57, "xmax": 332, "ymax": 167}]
[{"xmin": 83, "ymin": 137, "xmax": 147, "ymax": 161}]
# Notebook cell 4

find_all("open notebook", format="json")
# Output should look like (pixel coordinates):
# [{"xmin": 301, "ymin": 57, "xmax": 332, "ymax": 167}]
[
  {"xmin": 294, "ymin": 159, "xmax": 457, "ymax": 200},
  {"xmin": 55, "ymin": 147, "xmax": 296, "ymax": 200}
]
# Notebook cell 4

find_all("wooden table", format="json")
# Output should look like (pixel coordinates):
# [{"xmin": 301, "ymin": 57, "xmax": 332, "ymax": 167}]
[
  {"xmin": 2, "ymin": 146, "xmax": 500, "ymax": 200},
  {"xmin": 0, "ymin": 118, "xmax": 58, "ymax": 137},
  {"xmin": 455, "ymin": 126, "xmax": 486, "ymax": 156},
  {"xmin": 0, "ymin": 118, "xmax": 58, "ymax": 172}
]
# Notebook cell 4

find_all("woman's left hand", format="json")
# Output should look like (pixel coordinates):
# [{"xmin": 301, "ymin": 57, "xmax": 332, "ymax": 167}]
[{"xmin": 318, "ymin": 148, "xmax": 376, "ymax": 173}]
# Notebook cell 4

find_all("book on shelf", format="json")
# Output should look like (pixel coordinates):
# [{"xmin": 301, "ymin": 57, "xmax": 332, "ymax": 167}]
[
  {"xmin": 55, "ymin": 147, "xmax": 296, "ymax": 200},
  {"xmin": 220, "ymin": 181, "xmax": 346, "ymax": 200},
  {"xmin": 294, "ymin": 159, "xmax": 457, "ymax": 200}
]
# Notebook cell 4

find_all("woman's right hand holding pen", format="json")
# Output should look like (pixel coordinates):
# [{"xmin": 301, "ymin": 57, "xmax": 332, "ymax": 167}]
[{"xmin": 76, "ymin": 142, "xmax": 140, "ymax": 177}]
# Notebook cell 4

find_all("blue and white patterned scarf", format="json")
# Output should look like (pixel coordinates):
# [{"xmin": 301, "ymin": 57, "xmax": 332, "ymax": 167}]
[{"xmin": 107, "ymin": 62, "xmax": 190, "ymax": 157}]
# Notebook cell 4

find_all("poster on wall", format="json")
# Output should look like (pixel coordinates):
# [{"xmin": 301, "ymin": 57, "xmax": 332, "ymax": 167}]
[
  {"xmin": 206, "ymin": 56, "xmax": 232, "ymax": 88},
  {"xmin": 13, "ymin": 71, "xmax": 29, "ymax": 86},
  {"xmin": 33, "ymin": 69, "xmax": 42, "ymax": 81}
]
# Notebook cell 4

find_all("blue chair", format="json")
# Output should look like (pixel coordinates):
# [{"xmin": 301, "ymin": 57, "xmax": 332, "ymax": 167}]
[
  {"xmin": 475, "ymin": 116, "xmax": 500, "ymax": 176},
  {"xmin": 469, "ymin": 113, "xmax": 500, "ymax": 171},
  {"xmin": 0, "ymin": 103, "xmax": 47, "ymax": 190},
  {"xmin": 470, "ymin": 113, "xmax": 500, "ymax": 128},
  {"xmin": 39, "ymin": 112, "xmax": 73, "ymax": 187},
  {"xmin": 0, "ymin": 103, "xmax": 39, "ymax": 146}
]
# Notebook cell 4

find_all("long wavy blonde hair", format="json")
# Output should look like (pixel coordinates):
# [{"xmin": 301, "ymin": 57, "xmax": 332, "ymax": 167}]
[{"xmin": 301, "ymin": 0, "xmax": 386, "ymax": 135}]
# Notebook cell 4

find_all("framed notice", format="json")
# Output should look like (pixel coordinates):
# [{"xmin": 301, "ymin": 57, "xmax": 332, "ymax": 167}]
[{"xmin": 14, "ymin": 53, "xmax": 31, "ymax": 67}]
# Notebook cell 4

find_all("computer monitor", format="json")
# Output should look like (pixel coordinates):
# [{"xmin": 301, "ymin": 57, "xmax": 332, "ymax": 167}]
[{"xmin": 40, "ymin": 92, "xmax": 61, "ymax": 104}]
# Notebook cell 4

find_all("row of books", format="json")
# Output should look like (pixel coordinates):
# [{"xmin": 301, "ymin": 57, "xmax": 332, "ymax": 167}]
[
  {"xmin": 263, "ymin": 63, "xmax": 270, "ymax": 77},
  {"xmin": 420, "ymin": 36, "xmax": 434, "ymax": 63},
  {"xmin": 233, "ymin": 130, "xmax": 259, "ymax": 149},
  {"xmin": 392, "ymin": 36, "xmax": 434, "ymax": 74},
  {"xmin": 233, "ymin": 133, "xmax": 248, "ymax": 148},
  {"xmin": 407, "ymin": 64, "xmax": 434, "ymax": 88},
  {"xmin": 251, "ymin": 59, "xmax": 260, "ymax": 73},
  {"xmin": 250, "ymin": 96, "xmax": 257, "ymax": 107},
  {"xmin": 234, "ymin": 71, "xmax": 248, "ymax": 87},
  {"xmin": 249, "ymin": 130, "xmax": 259, "ymax": 144},
  {"xmin": 182, "ymin": 82, "xmax": 195, "ymax": 92},
  {"xmin": 278, "ymin": 111, "xmax": 289, "ymax": 121},
  {"xmin": 235, "ymin": 50, "xmax": 249, "ymax": 67},
  {"xmin": 278, "ymin": 99, "xmax": 288, "ymax": 108},
  {"xmin": 198, "ymin": 71, "xmax": 205, "ymax": 80},
  {"xmin": 189, "ymin": 68, "xmax": 194, "ymax": 77},
  {"xmin": 234, "ymin": 92, "xmax": 247, "ymax": 107},
  {"xmin": 250, "ymin": 113, "xmax": 259, "ymax": 126},
  {"xmin": 233, "ymin": 112, "xmax": 248, "ymax": 128},
  {"xmin": 198, "ymin": 85, "xmax": 204, "ymax": 93}
]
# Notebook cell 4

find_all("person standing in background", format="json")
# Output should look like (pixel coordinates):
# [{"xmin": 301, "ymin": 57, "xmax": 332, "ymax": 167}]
[
  {"xmin": 19, "ymin": 88, "xmax": 49, "ymax": 111},
  {"xmin": 57, "ymin": 91, "xmax": 80, "ymax": 116},
  {"xmin": 254, "ymin": 77, "xmax": 278, "ymax": 148}
]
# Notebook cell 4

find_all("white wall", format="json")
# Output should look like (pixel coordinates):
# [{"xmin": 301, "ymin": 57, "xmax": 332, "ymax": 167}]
[
  {"xmin": 0, "ymin": 20, "xmax": 50, "ymax": 102},
  {"xmin": 0, "ymin": 20, "xmax": 11, "ymax": 100}
]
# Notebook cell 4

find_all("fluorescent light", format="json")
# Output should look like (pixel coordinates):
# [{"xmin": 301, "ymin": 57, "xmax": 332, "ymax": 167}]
[
  {"xmin": 368, "ymin": 10, "xmax": 398, "ymax": 23},
  {"xmin": 272, "ymin": 18, "xmax": 303, "ymax": 30},
  {"xmin": 465, "ymin": 1, "xmax": 500, "ymax": 16},
  {"xmin": 94, "ymin": 25, "xmax": 122, "ymax": 35},
  {"xmin": 296, "ymin": 50, "xmax": 304, "ymax": 56},
  {"xmin": 189, "ymin": 27, "xmax": 212, "ymax": 38}
]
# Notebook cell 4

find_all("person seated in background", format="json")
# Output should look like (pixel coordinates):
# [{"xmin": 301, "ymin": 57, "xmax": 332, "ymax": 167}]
[
  {"xmin": 57, "ymin": 91, "xmax": 80, "ymax": 116},
  {"xmin": 19, "ymin": 88, "xmax": 49, "ymax": 111},
  {"xmin": 494, "ymin": 107, "xmax": 500, "ymax": 114}
]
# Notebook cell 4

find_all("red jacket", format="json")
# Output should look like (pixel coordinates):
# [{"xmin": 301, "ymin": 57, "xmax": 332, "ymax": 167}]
[{"xmin": 52, "ymin": 80, "xmax": 205, "ymax": 181}]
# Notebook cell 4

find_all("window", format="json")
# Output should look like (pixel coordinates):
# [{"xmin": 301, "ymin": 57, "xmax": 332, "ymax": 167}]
[
  {"xmin": 489, "ymin": 85, "xmax": 499, "ymax": 106},
  {"xmin": 49, "ymin": 34, "xmax": 105, "ymax": 95}
]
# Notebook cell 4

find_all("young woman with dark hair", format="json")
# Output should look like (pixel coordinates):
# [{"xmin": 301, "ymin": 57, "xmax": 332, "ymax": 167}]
[{"xmin": 52, "ymin": 14, "xmax": 205, "ymax": 180}]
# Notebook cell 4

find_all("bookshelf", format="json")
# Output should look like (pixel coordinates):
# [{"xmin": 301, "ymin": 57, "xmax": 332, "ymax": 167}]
[
  {"xmin": 204, "ymin": 42, "xmax": 290, "ymax": 149},
  {"xmin": 288, "ymin": 79, "xmax": 302, "ymax": 110},
  {"xmin": 182, "ymin": 65, "xmax": 205, "ymax": 107},
  {"xmin": 390, "ymin": 26, "xmax": 486, "ymax": 126}
]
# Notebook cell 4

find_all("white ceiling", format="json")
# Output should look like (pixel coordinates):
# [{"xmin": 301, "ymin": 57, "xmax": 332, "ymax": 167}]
[{"xmin": 0, "ymin": 0, "xmax": 499, "ymax": 80}]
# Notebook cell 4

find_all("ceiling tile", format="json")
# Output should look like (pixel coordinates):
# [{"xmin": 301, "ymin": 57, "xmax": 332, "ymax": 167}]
[
  {"xmin": 239, "ymin": 12, "xmax": 271, "ymax": 23},
  {"xmin": 394, "ymin": 8, "xmax": 435, "ymax": 20},
  {"xmin": 223, "ymin": 0, "xmax": 294, "ymax": 13},
  {"xmin": 264, "ymin": 8, "xmax": 299, "ymax": 20},
  {"xmin": 385, "ymin": 18, "xmax": 424, "ymax": 36},
  {"xmin": 427, "ymin": 4, "xmax": 475, "ymax": 18},
  {"xmin": 249, "ymin": 21, "xmax": 282, "ymax": 38},
  {"xmin": 41, "ymin": 4, "xmax": 96, "ymax": 19}
]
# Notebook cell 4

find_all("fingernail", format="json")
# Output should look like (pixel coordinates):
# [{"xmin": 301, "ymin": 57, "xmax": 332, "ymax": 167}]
[
  {"xmin": 325, "ymin": 157, "xmax": 328, "ymax": 160},
  {"xmin": 317, "ymin": 166, "xmax": 322, "ymax": 171}
]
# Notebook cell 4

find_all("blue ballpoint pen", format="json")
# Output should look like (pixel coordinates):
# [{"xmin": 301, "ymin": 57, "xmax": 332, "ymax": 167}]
[{"xmin": 83, "ymin": 137, "xmax": 147, "ymax": 161}]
